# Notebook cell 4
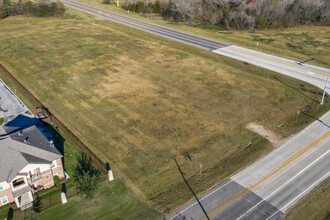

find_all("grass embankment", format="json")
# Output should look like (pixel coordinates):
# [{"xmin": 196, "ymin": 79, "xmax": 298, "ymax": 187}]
[
  {"xmin": 286, "ymin": 177, "xmax": 330, "ymax": 220},
  {"xmin": 73, "ymin": 0, "xmax": 330, "ymax": 68},
  {"xmin": 0, "ymin": 13, "xmax": 329, "ymax": 214}
]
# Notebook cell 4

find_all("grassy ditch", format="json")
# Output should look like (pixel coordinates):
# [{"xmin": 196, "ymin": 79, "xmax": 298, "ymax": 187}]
[
  {"xmin": 286, "ymin": 177, "xmax": 330, "ymax": 220},
  {"xmin": 0, "ymin": 14, "xmax": 329, "ymax": 214}
]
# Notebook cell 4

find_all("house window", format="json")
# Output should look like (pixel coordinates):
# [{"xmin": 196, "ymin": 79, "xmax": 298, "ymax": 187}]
[
  {"xmin": 12, "ymin": 178, "xmax": 25, "ymax": 188},
  {"xmin": 0, "ymin": 183, "xmax": 3, "ymax": 191},
  {"xmin": 1, "ymin": 196, "xmax": 8, "ymax": 205},
  {"xmin": 50, "ymin": 160, "xmax": 57, "ymax": 169}
]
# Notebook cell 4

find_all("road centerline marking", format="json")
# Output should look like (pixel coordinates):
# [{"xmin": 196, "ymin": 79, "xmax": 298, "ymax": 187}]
[
  {"xmin": 216, "ymin": 46, "xmax": 328, "ymax": 77},
  {"xmin": 62, "ymin": 0, "xmax": 227, "ymax": 49},
  {"xmin": 236, "ymin": 149, "xmax": 330, "ymax": 220},
  {"xmin": 52, "ymin": 2, "xmax": 330, "ymax": 219},
  {"xmin": 200, "ymin": 131, "xmax": 330, "ymax": 220},
  {"xmin": 63, "ymin": 0, "xmax": 329, "ymax": 78}
]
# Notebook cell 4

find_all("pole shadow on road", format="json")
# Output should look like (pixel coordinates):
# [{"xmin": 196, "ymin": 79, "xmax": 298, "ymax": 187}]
[{"xmin": 172, "ymin": 156, "xmax": 210, "ymax": 220}]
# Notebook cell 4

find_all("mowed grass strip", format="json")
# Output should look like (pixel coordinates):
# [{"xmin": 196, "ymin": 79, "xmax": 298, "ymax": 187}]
[
  {"xmin": 37, "ymin": 178, "xmax": 161, "ymax": 220},
  {"xmin": 0, "ymin": 15, "xmax": 329, "ymax": 212},
  {"xmin": 71, "ymin": 0, "xmax": 330, "ymax": 68},
  {"xmin": 285, "ymin": 177, "xmax": 330, "ymax": 220}
]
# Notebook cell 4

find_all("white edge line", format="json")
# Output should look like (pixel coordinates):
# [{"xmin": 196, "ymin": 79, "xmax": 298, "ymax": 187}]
[
  {"xmin": 266, "ymin": 171, "xmax": 330, "ymax": 220},
  {"xmin": 236, "ymin": 149, "xmax": 330, "ymax": 220},
  {"xmin": 232, "ymin": 110, "xmax": 330, "ymax": 181},
  {"xmin": 168, "ymin": 179, "xmax": 233, "ymax": 220}
]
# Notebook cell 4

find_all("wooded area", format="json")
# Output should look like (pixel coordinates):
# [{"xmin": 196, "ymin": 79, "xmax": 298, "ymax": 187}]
[
  {"xmin": 123, "ymin": 0, "xmax": 330, "ymax": 29},
  {"xmin": 0, "ymin": 0, "xmax": 65, "ymax": 18}
]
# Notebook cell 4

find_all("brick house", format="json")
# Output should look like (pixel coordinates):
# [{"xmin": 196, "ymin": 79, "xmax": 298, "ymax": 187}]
[{"xmin": 0, "ymin": 114, "xmax": 65, "ymax": 210}]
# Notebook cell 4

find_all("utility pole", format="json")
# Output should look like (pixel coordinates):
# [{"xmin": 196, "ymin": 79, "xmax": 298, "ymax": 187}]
[
  {"xmin": 320, "ymin": 76, "xmax": 329, "ymax": 105},
  {"xmin": 116, "ymin": 0, "xmax": 119, "ymax": 7}
]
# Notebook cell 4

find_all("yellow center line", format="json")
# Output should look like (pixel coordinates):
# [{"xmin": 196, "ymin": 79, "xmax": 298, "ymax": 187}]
[
  {"xmin": 226, "ymin": 47, "xmax": 328, "ymax": 77},
  {"xmin": 200, "ymin": 131, "xmax": 330, "ymax": 220},
  {"xmin": 62, "ymin": 0, "xmax": 226, "ymax": 48},
  {"xmin": 64, "ymin": 0, "xmax": 329, "ymax": 78},
  {"xmin": 61, "ymin": 1, "xmax": 329, "ymax": 218}
]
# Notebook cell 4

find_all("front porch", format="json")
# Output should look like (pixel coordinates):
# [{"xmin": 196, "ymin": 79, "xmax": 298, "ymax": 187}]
[{"xmin": 12, "ymin": 186, "xmax": 33, "ymax": 210}]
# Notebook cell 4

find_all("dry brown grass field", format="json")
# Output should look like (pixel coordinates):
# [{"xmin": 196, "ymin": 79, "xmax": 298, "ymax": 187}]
[
  {"xmin": 0, "ymin": 11, "xmax": 329, "ymax": 213},
  {"xmin": 74, "ymin": 0, "xmax": 330, "ymax": 68}
]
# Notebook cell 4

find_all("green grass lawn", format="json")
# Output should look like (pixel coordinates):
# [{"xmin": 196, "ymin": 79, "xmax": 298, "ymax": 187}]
[
  {"xmin": 72, "ymin": 0, "xmax": 330, "ymax": 68},
  {"xmin": 39, "ymin": 125, "xmax": 160, "ymax": 219},
  {"xmin": 0, "ymin": 11, "xmax": 329, "ymax": 215},
  {"xmin": 0, "ymin": 118, "xmax": 161, "ymax": 220},
  {"xmin": 286, "ymin": 177, "xmax": 330, "ymax": 220},
  {"xmin": 38, "ymin": 178, "xmax": 161, "ymax": 220}
]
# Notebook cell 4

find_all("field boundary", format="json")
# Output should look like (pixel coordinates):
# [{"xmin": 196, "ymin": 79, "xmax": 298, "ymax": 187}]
[{"xmin": 0, "ymin": 63, "xmax": 107, "ymax": 174}]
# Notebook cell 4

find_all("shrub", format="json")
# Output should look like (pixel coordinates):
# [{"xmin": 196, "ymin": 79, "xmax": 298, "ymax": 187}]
[
  {"xmin": 32, "ymin": 195, "xmax": 42, "ymax": 213},
  {"xmin": 257, "ymin": 16, "xmax": 267, "ymax": 29},
  {"xmin": 102, "ymin": 0, "xmax": 111, "ymax": 4},
  {"xmin": 73, "ymin": 153, "xmax": 101, "ymax": 199},
  {"xmin": 135, "ymin": 1, "xmax": 143, "ymax": 13},
  {"xmin": 0, "ymin": 0, "xmax": 65, "ymax": 19},
  {"xmin": 53, "ymin": 175, "xmax": 60, "ymax": 187}
]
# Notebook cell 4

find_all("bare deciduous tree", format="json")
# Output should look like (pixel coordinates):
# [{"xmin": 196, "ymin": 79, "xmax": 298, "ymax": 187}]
[{"xmin": 123, "ymin": 0, "xmax": 329, "ymax": 29}]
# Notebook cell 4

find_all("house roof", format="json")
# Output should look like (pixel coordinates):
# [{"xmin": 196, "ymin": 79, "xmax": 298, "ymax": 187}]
[{"xmin": 0, "ymin": 114, "xmax": 62, "ymax": 182}]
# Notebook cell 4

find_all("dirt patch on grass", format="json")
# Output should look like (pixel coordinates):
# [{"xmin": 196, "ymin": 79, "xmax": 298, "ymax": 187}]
[
  {"xmin": 247, "ymin": 123, "xmax": 287, "ymax": 147},
  {"xmin": 0, "ymin": 17, "xmax": 329, "ymax": 213}
]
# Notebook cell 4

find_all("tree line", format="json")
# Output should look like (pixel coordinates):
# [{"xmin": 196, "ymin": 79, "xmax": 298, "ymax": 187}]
[
  {"xmin": 123, "ymin": 0, "xmax": 330, "ymax": 29},
  {"xmin": 0, "ymin": 0, "xmax": 65, "ymax": 19}
]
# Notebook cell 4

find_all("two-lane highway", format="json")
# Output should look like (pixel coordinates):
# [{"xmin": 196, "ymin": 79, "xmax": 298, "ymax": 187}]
[
  {"xmin": 166, "ymin": 111, "xmax": 330, "ymax": 220},
  {"xmin": 57, "ymin": 1, "xmax": 330, "ymax": 219},
  {"xmin": 62, "ymin": 0, "xmax": 330, "ymax": 90},
  {"xmin": 62, "ymin": 0, "xmax": 229, "ymax": 50}
]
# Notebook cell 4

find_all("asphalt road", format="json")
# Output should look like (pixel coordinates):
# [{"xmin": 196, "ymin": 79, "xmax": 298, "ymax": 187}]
[
  {"xmin": 56, "ymin": 2, "xmax": 330, "ymax": 219},
  {"xmin": 61, "ymin": 0, "xmax": 330, "ymax": 90},
  {"xmin": 166, "ymin": 111, "xmax": 330, "ymax": 220}
]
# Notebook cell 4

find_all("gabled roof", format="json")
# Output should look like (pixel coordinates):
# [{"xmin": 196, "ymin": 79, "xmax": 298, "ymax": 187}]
[
  {"xmin": 0, "ymin": 114, "xmax": 62, "ymax": 182},
  {"xmin": 21, "ymin": 153, "xmax": 52, "ymax": 164}
]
